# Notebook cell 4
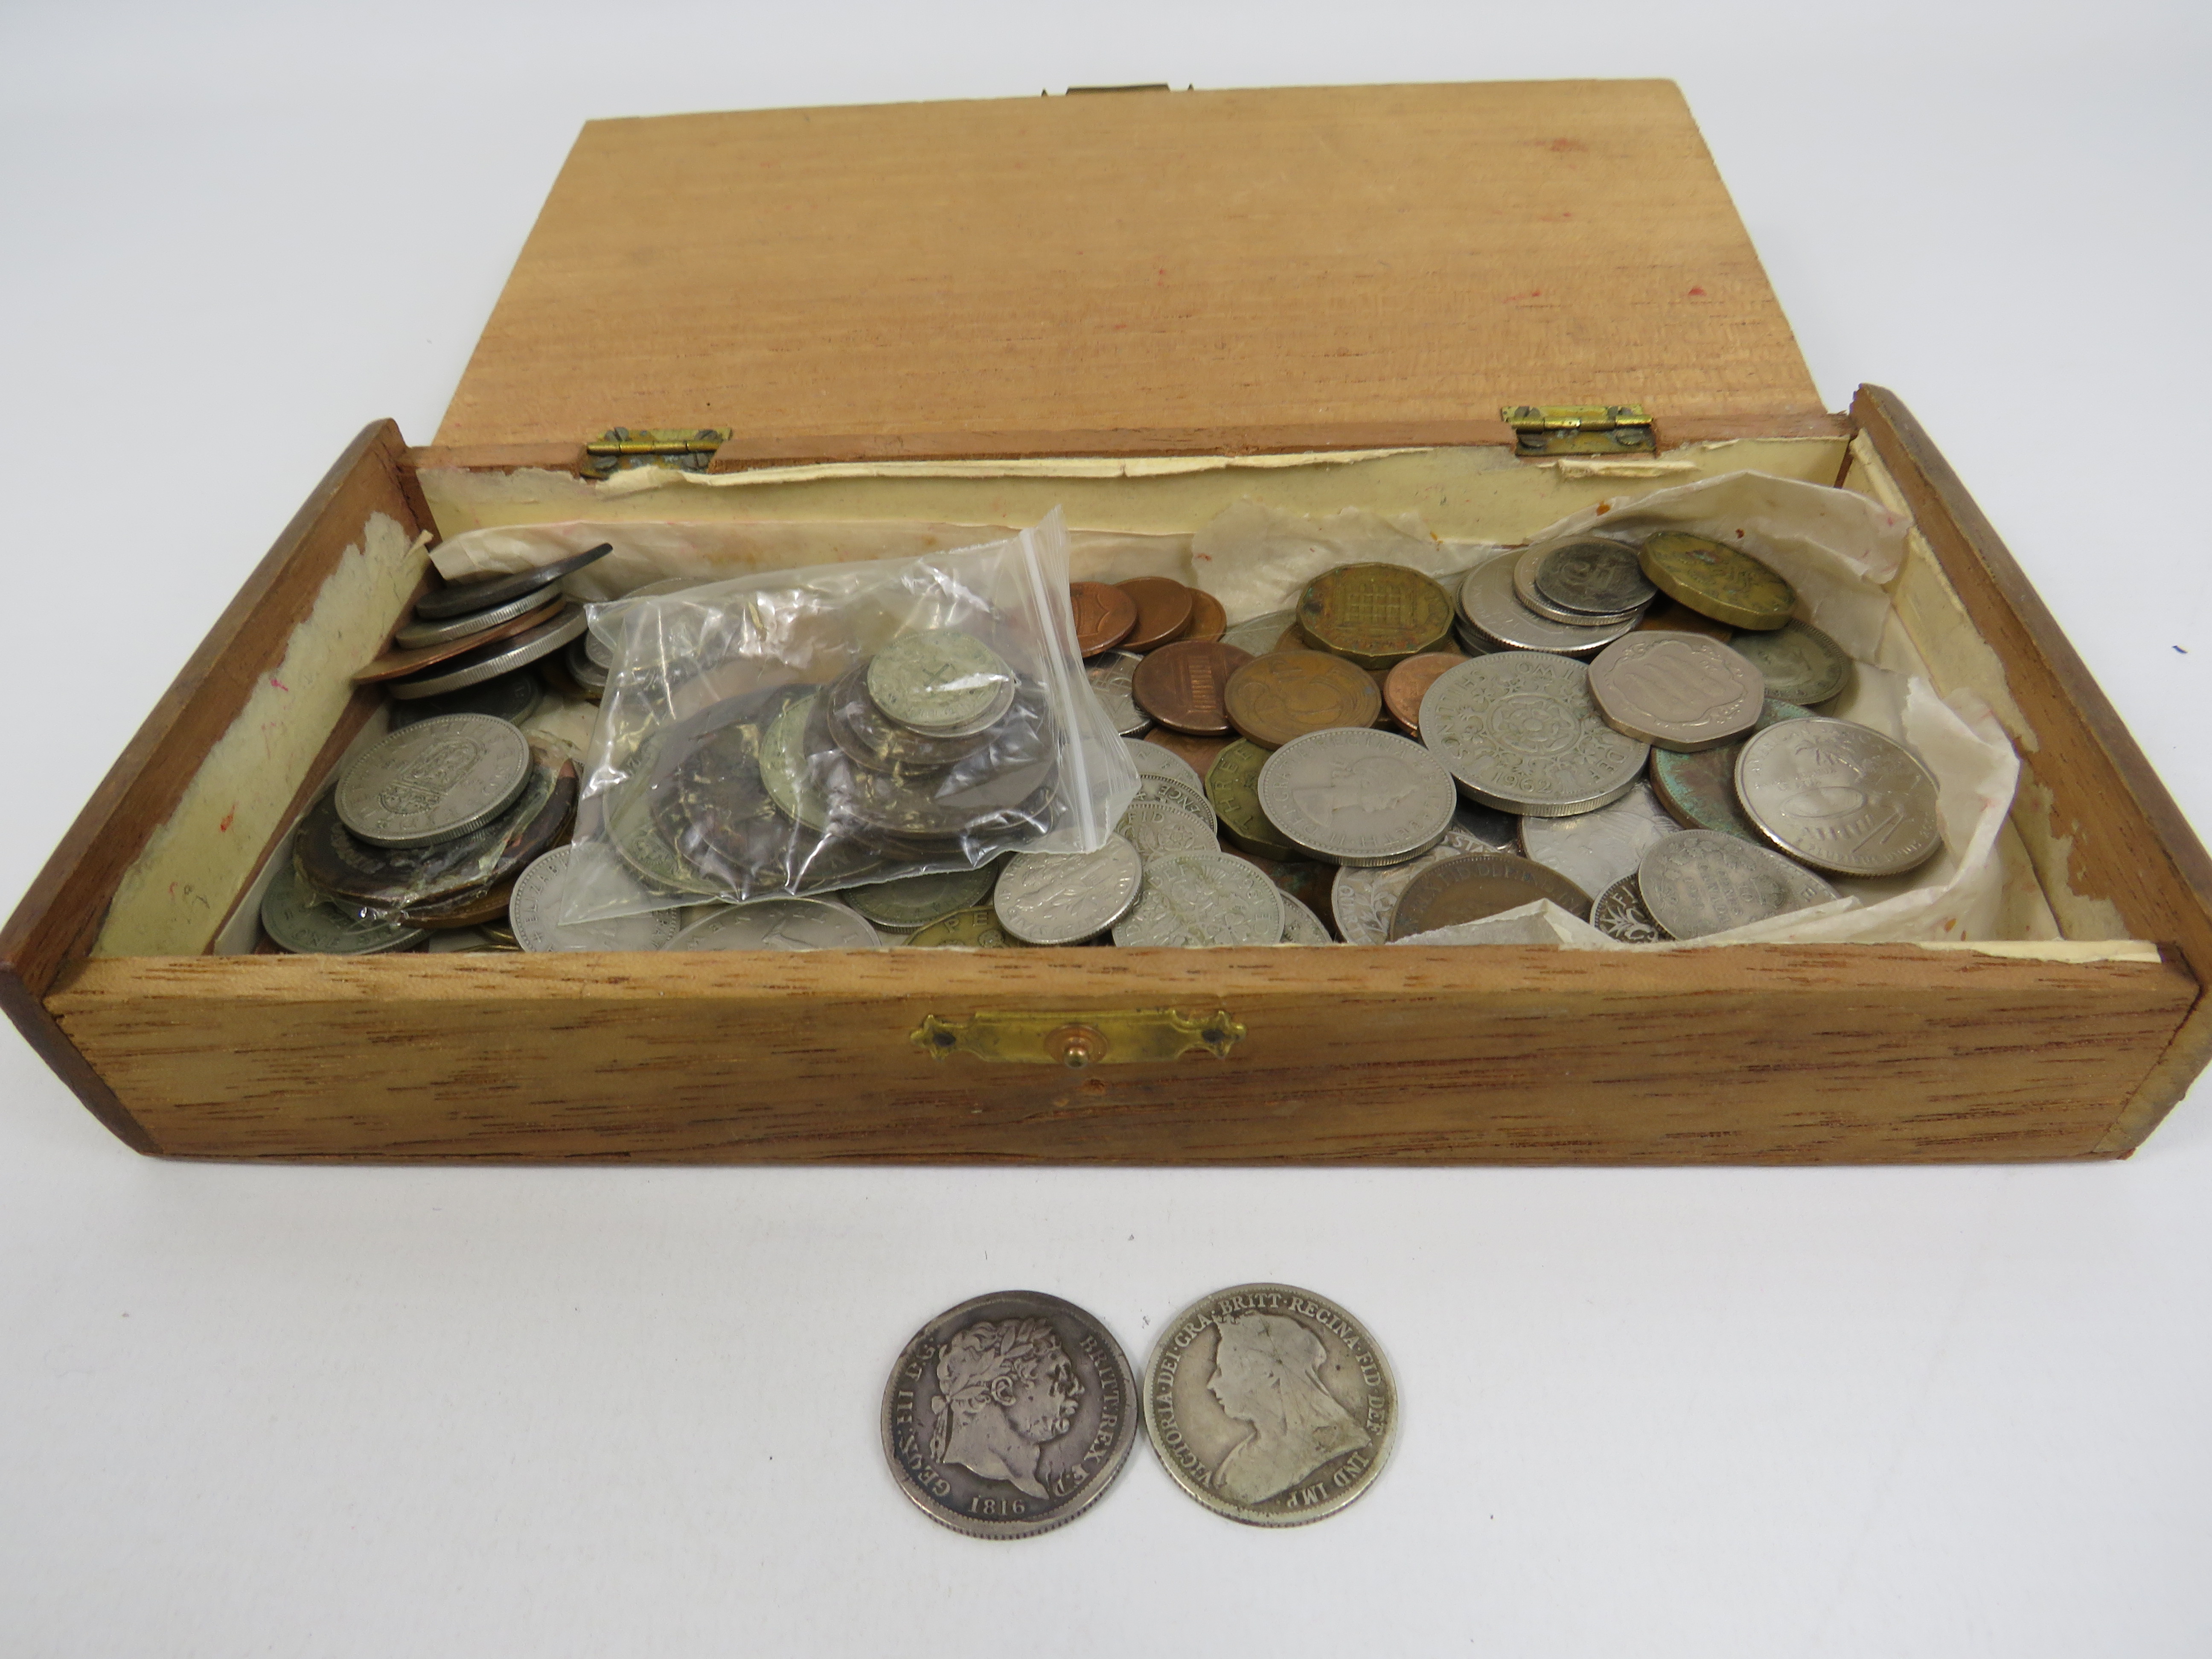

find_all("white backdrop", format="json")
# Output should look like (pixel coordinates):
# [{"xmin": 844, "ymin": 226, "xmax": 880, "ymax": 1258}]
[{"xmin": 3, "ymin": 4, "xmax": 2209, "ymax": 1654}]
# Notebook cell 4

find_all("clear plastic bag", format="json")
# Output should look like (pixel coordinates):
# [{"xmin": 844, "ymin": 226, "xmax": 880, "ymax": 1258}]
[{"xmin": 558, "ymin": 511, "xmax": 1137, "ymax": 923}]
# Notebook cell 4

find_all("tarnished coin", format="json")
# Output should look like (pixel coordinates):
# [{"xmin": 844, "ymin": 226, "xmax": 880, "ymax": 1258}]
[
  {"xmin": 358, "ymin": 596, "xmax": 565, "ymax": 683},
  {"xmin": 1650, "ymin": 699, "xmax": 1814, "ymax": 841},
  {"xmin": 1588, "ymin": 632, "xmax": 1765, "ymax": 752},
  {"xmin": 757, "ymin": 693, "xmax": 837, "ymax": 835},
  {"xmin": 667, "ymin": 897, "xmax": 879, "ymax": 950},
  {"xmin": 1117, "ymin": 799, "xmax": 1219, "ymax": 858},
  {"xmin": 411, "ymin": 541, "xmax": 611, "ymax": 620},
  {"xmin": 1519, "ymin": 781, "xmax": 1679, "ymax": 899},
  {"xmin": 1144, "ymin": 1284, "xmax": 1395, "ymax": 1527},
  {"xmin": 1132, "ymin": 773, "xmax": 1217, "ymax": 835},
  {"xmin": 1086, "ymin": 650, "xmax": 1150, "ymax": 737},
  {"xmin": 1184, "ymin": 588, "xmax": 1228, "ymax": 643},
  {"xmin": 1220, "ymin": 609, "xmax": 1297, "ymax": 656},
  {"xmin": 393, "ymin": 876, "xmax": 518, "ymax": 931},
  {"xmin": 1132, "ymin": 639, "xmax": 1253, "ymax": 736},
  {"xmin": 1637, "ymin": 829, "xmax": 1841, "ymax": 938},
  {"xmin": 1127, "ymin": 735, "xmax": 1206, "ymax": 795},
  {"xmin": 1205, "ymin": 739, "xmax": 1301, "ymax": 861},
  {"xmin": 1276, "ymin": 890, "xmax": 1334, "ymax": 944},
  {"xmin": 1726, "ymin": 618, "xmax": 1852, "ymax": 707},
  {"xmin": 1513, "ymin": 546, "xmax": 1644, "ymax": 627},
  {"xmin": 1116, "ymin": 577, "xmax": 1195, "ymax": 652},
  {"xmin": 1381, "ymin": 651, "xmax": 1466, "ymax": 739},
  {"xmin": 1589, "ymin": 874, "xmax": 1668, "ymax": 943},
  {"xmin": 1328, "ymin": 808, "xmax": 1524, "ymax": 946},
  {"xmin": 1296, "ymin": 564, "xmax": 1456, "ymax": 669},
  {"xmin": 1639, "ymin": 531, "xmax": 1795, "ymax": 631},
  {"xmin": 1386, "ymin": 851, "xmax": 1592, "ymax": 939},
  {"xmin": 1420, "ymin": 652, "xmax": 1649, "ymax": 817},
  {"xmin": 388, "ymin": 669, "xmax": 542, "ymax": 731},
  {"xmin": 1735, "ymin": 717, "xmax": 1944, "ymax": 876},
  {"xmin": 1532, "ymin": 538, "xmax": 1655, "ymax": 617},
  {"xmin": 844, "ymin": 862, "xmax": 1003, "ymax": 929},
  {"xmin": 1113, "ymin": 850, "xmax": 1285, "ymax": 947},
  {"xmin": 336, "ymin": 714, "xmax": 532, "ymax": 848},
  {"xmin": 259, "ymin": 857, "xmax": 421, "ymax": 955},
  {"xmin": 385, "ymin": 607, "xmax": 588, "ymax": 699},
  {"xmin": 1068, "ymin": 581, "xmax": 1138, "ymax": 656},
  {"xmin": 906, "ymin": 906, "xmax": 1022, "ymax": 948},
  {"xmin": 508, "ymin": 844, "xmax": 682, "ymax": 952},
  {"xmin": 867, "ymin": 630, "xmax": 1018, "ymax": 737},
  {"xmin": 1457, "ymin": 554, "xmax": 1635, "ymax": 657},
  {"xmin": 394, "ymin": 585, "xmax": 565, "ymax": 650},
  {"xmin": 994, "ymin": 835, "xmax": 1144, "ymax": 945},
  {"xmin": 563, "ymin": 634, "xmax": 608, "ymax": 699},
  {"xmin": 1223, "ymin": 651, "xmax": 1382, "ymax": 750},
  {"xmin": 883, "ymin": 1290, "xmax": 1138, "ymax": 1540},
  {"xmin": 1257, "ymin": 728, "xmax": 1457, "ymax": 867}
]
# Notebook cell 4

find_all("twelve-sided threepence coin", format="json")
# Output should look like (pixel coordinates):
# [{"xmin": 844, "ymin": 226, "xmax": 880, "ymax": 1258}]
[
  {"xmin": 335, "ymin": 713, "xmax": 532, "ymax": 848},
  {"xmin": 1636, "ymin": 829, "xmax": 1841, "ymax": 939},
  {"xmin": 882, "ymin": 1289, "xmax": 1139, "ymax": 1540},
  {"xmin": 1456, "ymin": 552, "xmax": 1636, "ymax": 657},
  {"xmin": 1588, "ymin": 632, "xmax": 1765, "ymax": 752},
  {"xmin": 508, "ymin": 844, "xmax": 683, "ymax": 952},
  {"xmin": 994, "ymin": 835, "xmax": 1144, "ymax": 945},
  {"xmin": 1126, "ymin": 736, "xmax": 1206, "ymax": 795},
  {"xmin": 1256, "ymin": 728, "xmax": 1457, "ymax": 867},
  {"xmin": 844, "ymin": 862, "xmax": 1003, "ymax": 929},
  {"xmin": 1734, "ymin": 717, "xmax": 1944, "ymax": 877},
  {"xmin": 259, "ymin": 856, "xmax": 422, "ymax": 955},
  {"xmin": 1420, "ymin": 652, "xmax": 1649, "ymax": 818},
  {"xmin": 667, "ymin": 897, "xmax": 880, "ymax": 950},
  {"xmin": 1518, "ymin": 780, "xmax": 1679, "ymax": 901},
  {"xmin": 1112, "ymin": 850, "xmax": 1285, "ymax": 947},
  {"xmin": 869, "ymin": 630, "xmax": 1019, "ymax": 737},
  {"xmin": 1086, "ymin": 651, "xmax": 1150, "ymax": 737},
  {"xmin": 1144, "ymin": 1283, "xmax": 1396, "ymax": 1527}
]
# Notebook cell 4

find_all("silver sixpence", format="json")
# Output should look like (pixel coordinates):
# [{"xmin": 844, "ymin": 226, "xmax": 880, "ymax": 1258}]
[
  {"xmin": 1112, "ymin": 850, "xmax": 1285, "ymax": 947},
  {"xmin": 1116, "ymin": 799, "xmax": 1218, "ymax": 858},
  {"xmin": 1220, "ymin": 608, "xmax": 1297, "ymax": 655},
  {"xmin": 867, "ymin": 630, "xmax": 1018, "ymax": 736},
  {"xmin": 1145, "ymin": 1283, "xmax": 1396, "ymax": 1526},
  {"xmin": 1518, "ymin": 780, "xmax": 1679, "ymax": 899},
  {"xmin": 1589, "ymin": 874, "xmax": 1668, "ymax": 943},
  {"xmin": 1132, "ymin": 773, "xmax": 1218, "ymax": 835},
  {"xmin": 1735, "ymin": 717, "xmax": 1944, "ymax": 876},
  {"xmin": 1457, "ymin": 552, "xmax": 1636, "ymax": 656},
  {"xmin": 1419, "ymin": 652, "xmax": 1649, "ymax": 817},
  {"xmin": 1256, "ymin": 727, "xmax": 1457, "ymax": 867},
  {"xmin": 1726, "ymin": 618, "xmax": 1853, "ymax": 707},
  {"xmin": 392, "ymin": 584, "xmax": 561, "ymax": 649},
  {"xmin": 1588, "ymin": 632, "xmax": 1765, "ymax": 752},
  {"xmin": 1327, "ymin": 809, "xmax": 1522, "ymax": 946},
  {"xmin": 335, "ymin": 713, "xmax": 532, "ymax": 848},
  {"xmin": 259, "ymin": 859, "xmax": 421, "ymax": 955},
  {"xmin": 1277, "ymin": 890, "xmax": 1334, "ymax": 945},
  {"xmin": 994, "ymin": 835, "xmax": 1144, "ymax": 945},
  {"xmin": 1513, "ymin": 544, "xmax": 1645, "ymax": 627},
  {"xmin": 844, "ymin": 862, "xmax": 1002, "ymax": 929},
  {"xmin": 1636, "ymin": 829, "xmax": 1841, "ymax": 938},
  {"xmin": 1086, "ymin": 650, "xmax": 1150, "ymax": 737},
  {"xmin": 666, "ymin": 897, "xmax": 879, "ymax": 950},
  {"xmin": 1125, "ymin": 736, "xmax": 1205, "ymax": 795},
  {"xmin": 882, "ymin": 1290, "xmax": 1138, "ymax": 1540},
  {"xmin": 508, "ymin": 845, "xmax": 682, "ymax": 952}
]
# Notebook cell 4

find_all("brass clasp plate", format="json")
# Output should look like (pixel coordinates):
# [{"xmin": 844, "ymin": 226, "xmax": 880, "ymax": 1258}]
[
  {"xmin": 1502, "ymin": 404, "xmax": 1656, "ymax": 457},
  {"xmin": 911, "ymin": 1007, "xmax": 1246, "ymax": 1069}
]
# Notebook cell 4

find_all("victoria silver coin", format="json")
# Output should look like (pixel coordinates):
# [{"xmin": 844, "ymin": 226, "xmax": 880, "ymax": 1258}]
[
  {"xmin": 384, "ymin": 607, "xmax": 588, "ymax": 700},
  {"xmin": 393, "ymin": 585, "xmax": 563, "ymax": 649},
  {"xmin": 1531, "ymin": 537, "xmax": 1656, "ymax": 617},
  {"xmin": 1513, "ymin": 545, "xmax": 1645, "ymax": 627},
  {"xmin": 1126, "ymin": 736, "xmax": 1206, "ymax": 795},
  {"xmin": 1256, "ymin": 727, "xmax": 1457, "ymax": 867},
  {"xmin": 1636, "ymin": 829, "xmax": 1841, "ymax": 938},
  {"xmin": 1219, "ymin": 608, "xmax": 1297, "ymax": 656},
  {"xmin": 411, "ymin": 541, "xmax": 612, "ymax": 620},
  {"xmin": 1518, "ymin": 780, "xmax": 1680, "ymax": 900},
  {"xmin": 1588, "ymin": 632, "xmax": 1765, "ymax": 752},
  {"xmin": 1115, "ymin": 799, "xmax": 1218, "ymax": 858},
  {"xmin": 1420, "ymin": 652, "xmax": 1648, "ymax": 817},
  {"xmin": 335, "ymin": 714, "xmax": 533, "ymax": 848},
  {"xmin": 993, "ymin": 835, "xmax": 1144, "ymax": 945},
  {"xmin": 1132, "ymin": 773, "xmax": 1218, "ymax": 835},
  {"xmin": 1112, "ymin": 850, "xmax": 1286, "ymax": 947},
  {"xmin": 1735, "ymin": 717, "xmax": 1944, "ymax": 877}
]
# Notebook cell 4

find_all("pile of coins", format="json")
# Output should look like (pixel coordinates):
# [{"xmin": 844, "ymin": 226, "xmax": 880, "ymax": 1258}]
[{"xmin": 883, "ymin": 1282, "xmax": 1394, "ymax": 1537}]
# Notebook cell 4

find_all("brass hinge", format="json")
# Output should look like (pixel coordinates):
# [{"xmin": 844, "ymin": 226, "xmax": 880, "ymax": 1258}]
[
  {"xmin": 1064, "ymin": 83, "xmax": 1173, "ymax": 94},
  {"xmin": 582, "ymin": 428, "xmax": 732, "ymax": 479},
  {"xmin": 912, "ymin": 1007, "xmax": 1245, "ymax": 1068},
  {"xmin": 1502, "ymin": 405, "xmax": 1656, "ymax": 458}
]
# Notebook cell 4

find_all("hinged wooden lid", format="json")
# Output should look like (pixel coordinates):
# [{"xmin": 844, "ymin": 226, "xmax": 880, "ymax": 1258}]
[{"xmin": 435, "ymin": 80, "xmax": 1823, "ymax": 456}]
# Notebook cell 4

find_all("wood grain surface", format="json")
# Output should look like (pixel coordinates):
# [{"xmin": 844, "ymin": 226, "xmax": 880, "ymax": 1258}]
[{"xmin": 436, "ymin": 82, "xmax": 1824, "ymax": 453}]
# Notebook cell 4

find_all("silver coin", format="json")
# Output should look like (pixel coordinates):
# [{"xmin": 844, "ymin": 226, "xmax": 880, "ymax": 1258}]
[
  {"xmin": 1636, "ymin": 829, "xmax": 1841, "ymax": 938},
  {"xmin": 1735, "ymin": 717, "xmax": 1944, "ymax": 877},
  {"xmin": 1420, "ymin": 652, "xmax": 1649, "ymax": 817},
  {"xmin": 867, "ymin": 630, "xmax": 1018, "ymax": 736},
  {"xmin": 1116, "ymin": 798, "xmax": 1219, "ymax": 858},
  {"xmin": 564, "ymin": 634, "xmax": 608, "ymax": 695},
  {"xmin": 1086, "ymin": 650, "xmax": 1151, "ymax": 736},
  {"xmin": 508, "ymin": 844, "xmax": 682, "ymax": 952},
  {"xmin": 1111, "ymin": 850, "xmax": 1284, "ymax": 947},
  {"xmin": 757, "ymin": 694, "xmax": 835, "ymax": 834},
  {"xmin": 1532, "ymin": 537, "xmax": 1656, "ymax": 616},
  {"xmin": 1726, "ymin": 618, "xmax": 1853, "ymax": 707},
  {"xmin": 1256, "ymin": 727, "xmax": 1458, "ymax": 867},
  {"xmin": 1513, "ymin": 545, "xmax": 1645, "ymax": 627},
  {"xmin": 259, "ymin": 858, "xmax": 422, "ymax": 955},
  {"xmin": 1518, "ymin": 780, "xmax": 1679, "ymax": 899},
  {"xmin": 385, "ymin": 608, "xmax": 588, "ymax": 700},
  {"xmin": 335, "ymin": 714, "xmax": 533, "ymax": 848},
  {"xmin": 1452, "ymin": 618, "xmax": 1504, "ymax": 657},
  {"xmin": 411, "ymin": 541, "xmax": 611, "ymax": 620},
  {"xmin": 1277, "ymin": 890, "xmax": 1334, "ymax": 945},
  {"xmin": 1328, "ymin": 809, "xmax": 1522, "ymax": 945},
  {"xmin": 844, "ymin": 862, "xmax": 1002, "ymax": 928},
  {"xmin": 1132, "ymin": 773, "xmax": 1217, "ymax": 835},
  {"xmin": 1457, "ymin": 553, "xmax": 1636, "ymax": 657},
  {"xmin": 387, "ymin": 669, "xmax": 542, "ymax": 731},
  {"xmin": 1589, "ymin": 874, "xmax": 1668, "ymax": 943},
  {"xmin": 1219, "ymin": 608, "xmax": 1297, "ymax": 656},
  {"xmin": 666, "ymin": 897, "xmax": 879, "ymax": 950},
  {"xmin": 1125, "ymin": 736, "xmax": 1205, "ymax": 795},
  {"xmin": 393, "ymin": 584, "xmax": 561, "ymax": 649},
  {"xmin": 994, "ymin": 835, "xmax": 1144, "ymax": 945},
  {"xmin": 882, "ymin": 1289, "xmax": 1138, "ymax": 1540},
  {"xmin": 1588, "ymin": 632, "xmax": 1765, "ymax": 752},
  {"xmin": 1144, "ymin": 1283, "xmax": 1396, "ymax": 1527}
]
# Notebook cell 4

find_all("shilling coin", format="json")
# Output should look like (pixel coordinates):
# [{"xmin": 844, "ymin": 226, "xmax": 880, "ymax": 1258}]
[
  {"xmin": 411, "ymin": 541, "xmax": 612, "ymax": 620},
  {"xmin": 1589, "ymin": 873, "xmax": 1668, "ymax": 943},
  {"xmin": 1726, "ymin": 618, "xmax": 1853, "ymax": 707},
  {"xmin": 1588, "ymin": 632, "xmax": 1766, "ymax": 752},
  {"xmin": 1256, "ymin": 728, "xmax": 1457, "ymax": 867},
  {"xmin": 994, "ymin": 835, "xmax": 1144, "ymax": 945},
  {"xmin": 906, "ymin": 906, "xmax": 1022, "ymax": 948},
  {"xmin": 1132, "ymin": 773, "xmax": 1217, "ymax": 835},
  {"xmin": 1115, "ymin": 577, "xmax": 1196, "ymax": 652},
  {"xmin": 867, "ymin": 630, "xmax": 1019, "ymax": 737},
  {"xmin": 1184, "ymin": 588, "xmax": 1228, "ymax": 643},
  {"xmin": 1636, "ymin": 829, "xmax": 1840, "ymax": 939},
  {"xmin": 357, "ymin": 596, "xmax": 565, "ymax": 683},
  {"xmin": 883, "ymin": 1290, "xmax": 1138, "ymax": 1540},
  {"xmin": 1457, "ymin": 554, "xmax": 1635, "ymax": 657},
  {"xmin": 1328, "ymin": 807, "xmax": 1524, "ymax": 946},
  {"xmin": 1419, "ymin": 652, "xmax": 1649, "ymax": 817},
  {"xmin": 1132, "ymin": 640, "xmax": 1253, "ymax": 736},
  {"xmin": 259, "ymin": 857, "xmax": 422, "ymax": 955},
  {"xmin": 1127, "ymin": 735, "xmax": 1206, "ymax": 794},
  {"xmin": 1513, "ymin": 546, "xmax": 1645, "ymax": 627},
  {"xmin": 1735, "ymin": 717, "xmax": 1944, "ymax": 877},
  {"xmin": 1295, "ymin": 564, "xmax": 1456, "ymax": 669},
  {"xmin": 1111, "ymin": 850, "xmax": 1284, "ymax": 947},
  {"xmin": 335, "ymin": 714, "xmax": 532, "ymax": 848},
  {"xmin": 1650, "ymin": 699, "xmax": 1814, "ymax": 841},
  {"xmin": 667, "ymin": 897, "xmax": 879, "ymax": 950},
  {"xmin": 1068, "ymin": 581, "xmax": 1138, "ymax": 656},
  {"xmin": 1086, "ymin": 650, "xmax": 1151, "ymax": 737},
  {"xmin": 1638, "ymin": 531, "xmax": 1795, "ymax": 631},
  {"xmin": 1519, "ymin": 780, "xmax": 1680, "ymax": 899},
  {"xmin": 1380, "ymin": 651, "xmax": 1466, "ymax": 739},
  {"xmin": 1222, "ymin": 651, "xmax": 1382, "ymax": 750},
  {"xmin": 385, "ymin": 607, "xmax": 588, "ymax": 699},
  {"xmin": 508, "ymin": 844, "xmax": 682, "ymax": 951},
  {"xmin": 393, "ymin": 584, "xmax": 566, "ymax": 650},
  {"xmin": 1276, "ymin": 890, "xmax": 1334, "ymax": 945},
  {"xmin": 1205, "ymin": 739, "xmax": 1301, "ymax": 861},
  {"xmin": 1532, "ymin": 538, "xmax": 1656, "ymax": 617},
  {"xmin": 844, "ymin": 862, "xmax": 1002, "ymax": 929},
  {"xmin": 1220, "ymin": 609, "xmax": 1297, "ymax": 656},
  {"xmin": 1386, "ymin": 851, "xmax": 1592, "ymax": 940},
  {"xmin": 388, "ymin": 669, "xmax": 542, "ymax": 731},
  {"xmin": 1144, "ymin": 1284, "xmax": 1395, "ymax": 1527},
  {"xmin": 1116, "ymin": 799, "xmax": 1219, "ymax": 858}
]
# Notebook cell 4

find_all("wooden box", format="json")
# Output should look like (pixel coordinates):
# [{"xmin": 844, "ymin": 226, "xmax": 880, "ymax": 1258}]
[{"xmin": 6, "ymin": 81, "xmax": 2208, "ymax": 1164}]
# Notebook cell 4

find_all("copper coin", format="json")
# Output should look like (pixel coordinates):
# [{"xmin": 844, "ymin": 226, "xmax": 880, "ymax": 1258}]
[
  {"xmin": 1116, "ymin": 577, "xmax": 1196, "ymax": 652},
  {"xmin": 1633, "ymin": 596, "xmax": 1735, "ymax": 642},
  {"xmin": 1385, "ymin": 851, "xmax": 1592, "ymax": 940},
  {"xmin": 1132, "ymin": 640, "xmax": 1254, "ymax": 736},
  {"xmin": 1069, "ymin": 581, "xmax": 1138, "ymax": 657},
  {"xmin": 1184, "ymin": 588, "xmax": 1228, "ymax": 643},
  {"xmin": 1222, "ymin": 651, "xmax": 1382, "ymax": 750},
  {"xmin": 1274, "ymin": 623, "xmax": 1311, "ymax": 653},
  {"xmin": 1296, "ymin": 563, "xmax": 1457, "ymax": 670},
  {"xmin": 1144, "ymin": 728, "xmax": 1234, "ymax": 782},
  {"xmin": 352, "ymin": 596, "xmax": 565, "ymax": 684},
  {"xmin": 1381, "ymin": 651, "xmax": 1467, "ymax": 739}
]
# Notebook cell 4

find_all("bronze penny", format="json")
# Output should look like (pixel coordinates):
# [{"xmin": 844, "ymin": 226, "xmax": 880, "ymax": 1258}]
[
  {"xmin": 1184, "ymin": 588, "xmax": 1227, "ymax": 643},
  {"xmin": 1131, "ymin": 640, "xmax": 1254, "ymax": 736},
  {"xmin": 1296, "ymin": 563, "xmax": 1457, "ymax": 670},
  {"xmin": 1382, "ymin": 651, "xmax": 1467, "ymax": 739},
  {"xmin": 1116, "ymin": 577, "xmax": 1195, "ymax": 652},
  {"xmin": 1222, "ymin": 651, "xmax": 1382, "ymax": 750},
  {"xmin": 1144, "ymin": 728, "xmax": 1233, "ymax": 782},
  {"xmin": 1385, "ymin": 851, "xmax": 1592, "ymax": 940},
  {"xmin": 352, "ymin": 596, "xmax": 565, "ymax": 684},
  {"xmin": 1633, "ymin": 595, "xmax": 1735, "ymax": 642},
  {"xmin": 1069, "ymin": 581, "xmax": 1138, "ymax": 657}
]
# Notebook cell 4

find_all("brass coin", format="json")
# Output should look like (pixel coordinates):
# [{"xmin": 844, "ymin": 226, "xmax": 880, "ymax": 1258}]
[
  {"xmin": 1184, "ymin": 588, "xmax": 1228, "ymax": 643},
  {"xmin": 1380, "ymin": 651, "xmax": 1466, "ymax": 739},
  {"xmin": 1385, "ymin": 851, "xmax": 1592, "ymax": 940},
  {"xmin": 1637, "ymin": 532, "xmax": 1796, "ymax": 632},
  {"xmin": 1295, "ymin": 564, "xmax": 1456, "ymax": 670},
  {"xmin": 1115, "ymin": 577, "xmax": 1195, "ymax": 652},
  {"xmin": 1069, "ymin": 581, "xmax": 1138, "ymax": 657},
  {"xmin": 1205, "ymin": 739, "xmax": 1301, "ymax": 860},
  {"xmin": 1132, "ymin": 640, "xmax": 1254, "ymax": 736},
  {"xmin": 906, "ymin": 905, "xmax": 1024, "ymax": 948},
  {"xmin": 1649, "ymin": 699, "xmax": 1813, "ymax": 842},
  {"xmin": 1632, "ymin": 597, "xmax": 1735, "ymax": 642},
  {"xmin": 1222, "ymin": 652, "xmax": 1382, "ymax": 750},
  {"xmin": 1142, "ymin": 728, "xmax": 1232, "ymax": 783}
]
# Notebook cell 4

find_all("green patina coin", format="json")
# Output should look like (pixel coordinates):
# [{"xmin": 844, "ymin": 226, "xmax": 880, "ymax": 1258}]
[
  {"xmin": 1638, "ymin": 531, "xmax": 1796, "ymax": 632},
  {"xmin": 1649, "ymin": 699, "xmax": 1813, "ymax": 841}
]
